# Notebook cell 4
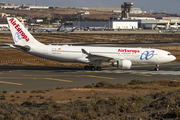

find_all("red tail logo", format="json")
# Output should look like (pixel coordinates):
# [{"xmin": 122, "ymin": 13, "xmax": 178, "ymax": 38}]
[{"xmin": 9, "ymin": 18, "xmax": 29, "ymax": 42}]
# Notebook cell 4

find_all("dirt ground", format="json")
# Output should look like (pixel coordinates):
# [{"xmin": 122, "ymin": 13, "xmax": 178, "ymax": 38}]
[{"xmin": 0, "ymin": 80, "xmax": 180, "ymax": 104}]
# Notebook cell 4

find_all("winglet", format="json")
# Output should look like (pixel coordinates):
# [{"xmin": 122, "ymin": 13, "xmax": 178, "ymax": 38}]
[{"xmin": 81, "ymin": 49, "xmax": 91, "ymax": 56}]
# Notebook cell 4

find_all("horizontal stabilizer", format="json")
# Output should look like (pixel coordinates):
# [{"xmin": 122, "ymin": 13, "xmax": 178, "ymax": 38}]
[{"xmin": 4, "ymin": 43, "xmax": 30, "ymax": 51}]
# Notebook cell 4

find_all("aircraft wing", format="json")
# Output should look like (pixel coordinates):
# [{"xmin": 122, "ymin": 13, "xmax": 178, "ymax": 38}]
[{"xmin": 82, "ymin": 49, "xmax": 115, "ymax": 62}]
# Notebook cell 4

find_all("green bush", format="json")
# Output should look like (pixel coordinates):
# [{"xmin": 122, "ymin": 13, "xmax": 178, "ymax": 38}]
[
  {"xmin": 84, "ymin": 85, "xmax": 93, "ymax": 88},
  {"xmin": 2, "ymin": 91, "xmax": 7, "ymax": 93},
  {"xmin": 173, "ymin": 107, "xmax": 180, "ymax": 117},
  {"xmin": 15, "ymin": 91, "xmax": 20, "ymax": 93},
  {"xmin": 0, "ymin": 95, "xmax": 5, "ymax": 100},
  {"xmin": 31, "ymin": 90, "xmax": 43, "ymax": 93},
  {"xmin": 128, "ymin": 79, "xmax": 145, "ymax": 85},
  {"xmin": 86, "ymin": 96, "xmax": 91, "ymax": 99},
  {"xmin": 95, "ymin": 81, "xmax": 114, "ymax": 88},
  {"xmin": 23, "ymin": 90, "xmax": 27, "ymax": 93},
  {"xmin": 55, "ymin": 87, "xmax": 61, "ymax": 90},
  {"xmin": 153, "ymin": 92, "xmax": 165, "ymax": 99},
  {"xmin": 40, "ymin": 96, "xmax": 44, "ymax": 99}
]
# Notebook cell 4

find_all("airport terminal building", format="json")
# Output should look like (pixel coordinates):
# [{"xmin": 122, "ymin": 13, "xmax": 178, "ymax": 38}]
[
  {"xmin": 70, "ymin": 17, "xmax": 180, "ymax": 30},
  {"xmin": 71, "ymin": 17, "xmax": 158, "ymax": 30}
]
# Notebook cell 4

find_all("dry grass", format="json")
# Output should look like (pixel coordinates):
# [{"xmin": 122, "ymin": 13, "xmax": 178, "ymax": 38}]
[
  {"xmin": 0, "ymin": 80, "xmax": 180, "ymax": 119},
  {"xmin": 0, "ymin": 80, "xmax": 179, "ymax": 104}
]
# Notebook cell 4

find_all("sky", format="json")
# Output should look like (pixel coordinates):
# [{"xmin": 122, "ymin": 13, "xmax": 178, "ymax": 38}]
[{"xmin": 1, "ymin": 0, "xmax": 180, "ymax": 14}]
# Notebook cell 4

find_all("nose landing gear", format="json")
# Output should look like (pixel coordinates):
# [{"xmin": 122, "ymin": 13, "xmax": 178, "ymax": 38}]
[{"xmin": 154, "ymin": 64, "xmax": 159, "ymax": 71}]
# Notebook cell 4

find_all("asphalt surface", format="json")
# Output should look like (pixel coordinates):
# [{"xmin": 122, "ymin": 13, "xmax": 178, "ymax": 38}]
[{"xmin": 0, "ymin": 63, "xmax": 180, "ymax": 92}]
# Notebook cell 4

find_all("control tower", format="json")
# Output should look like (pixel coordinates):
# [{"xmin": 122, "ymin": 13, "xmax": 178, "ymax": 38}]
[{"xmin": 121, "ymin": 2, "xmax": 133, "ymax": 19}]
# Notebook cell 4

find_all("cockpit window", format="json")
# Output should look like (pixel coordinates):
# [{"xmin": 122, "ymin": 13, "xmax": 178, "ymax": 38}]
[{"xmin": 168, "ymin": 53, "xmax": 172, "ymax": 55}]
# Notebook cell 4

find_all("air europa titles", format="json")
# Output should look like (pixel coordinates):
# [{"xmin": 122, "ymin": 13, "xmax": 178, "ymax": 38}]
[
  {"xmin": 118, "ymin": 49, "xmax": 140, "ymax": 53},
  {"xmin": 9, "ymin": 18, "xmax": 29, "ymax": 42}
]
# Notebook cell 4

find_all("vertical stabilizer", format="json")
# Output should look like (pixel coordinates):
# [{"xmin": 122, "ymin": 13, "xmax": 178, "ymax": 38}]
[
  {"xmin": 57, "ymin": 23, "xmax": 64, "ymax": 31},
  {"xmin": 7, "ymin": 17, "xmax": 43, "ymax": 46}
]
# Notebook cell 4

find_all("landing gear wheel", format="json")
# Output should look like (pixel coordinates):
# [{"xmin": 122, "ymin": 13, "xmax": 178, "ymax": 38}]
[
  {"xmin": 90, "ymin": 66, "xmax": 95, "ymax": 71},
  {"xmin": 154, "ymin": 64, "xmax": 159, "ymax": 71},
  {"xmin": 84, "ymin": 65, "xmax": 89, "ymax": 70},
  {"xmin": 97, "ymin": 67, "xmax": 101, "ymax": 71},
  {"xmin": 154, "ymin": 67, "xmax": 159, "ymax": 71}
]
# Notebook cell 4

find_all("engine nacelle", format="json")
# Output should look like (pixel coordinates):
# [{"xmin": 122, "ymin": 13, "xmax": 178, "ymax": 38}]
[{"xmin": 112, "ymin": 59, "xmax": 132, "ymax": 69}]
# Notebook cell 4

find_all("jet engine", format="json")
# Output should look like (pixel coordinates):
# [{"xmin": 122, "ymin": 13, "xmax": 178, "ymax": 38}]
[{"xmin": 112, "ymin": 59, "xmax": 132, "ymax": 69}]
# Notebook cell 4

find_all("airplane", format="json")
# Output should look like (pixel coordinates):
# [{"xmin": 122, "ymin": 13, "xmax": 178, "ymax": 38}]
[
  {"xmin": 34, "ymin": 23, "xmax": 64, "ymax": 33},
  {"xmin": 169, "ymin": 22, "xmax": 180, "ymax": 29},
  {"xmin": 0, "ymin": 23, "xmax": 9, "ymax": 28},
  {"xmin": 29, "ymin": 23, "xmax": 44, "ymax": 27},
  {"xmin": 6, "ymin": 17, "xmax": 176, "ymax": 71},
  {"xmin": 156, "ymin": 25, "xmax": 166, "ymax": 29},
  {"xmin": 63, "ymin": 27, "xmax": 77, "ymax": 33}
]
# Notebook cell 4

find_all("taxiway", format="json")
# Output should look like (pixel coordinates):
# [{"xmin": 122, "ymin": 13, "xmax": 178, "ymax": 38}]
[{"xmin": 0, "ymin": 63, "xmax": 179, "ymax": 92}]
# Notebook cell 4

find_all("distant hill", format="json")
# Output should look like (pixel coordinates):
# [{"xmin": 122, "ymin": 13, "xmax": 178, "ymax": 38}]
[{"xmin": 0, "ymin": 8, "xmax": 178, "ymax": 21}]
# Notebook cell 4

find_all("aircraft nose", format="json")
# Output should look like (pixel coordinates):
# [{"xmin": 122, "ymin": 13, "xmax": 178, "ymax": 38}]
[{"xmin": 172, "ymin": 55, "xmax": 176, "ymax": 61}]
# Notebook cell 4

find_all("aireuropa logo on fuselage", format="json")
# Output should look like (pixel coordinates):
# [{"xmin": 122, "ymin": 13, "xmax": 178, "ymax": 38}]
[
  {"xmin": 118, "ymin": 49, "xmax": 140, "ymax": 53},
  {"xmin": 140, "ymin": 50, "xmax": 155, "ymax": 60},
  {"xmin": 9, "ymin": 18, "xmax": 29, "ymax": 43}
]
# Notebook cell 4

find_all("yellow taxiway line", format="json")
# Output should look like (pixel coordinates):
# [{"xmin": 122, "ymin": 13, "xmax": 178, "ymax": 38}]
[
  {"xmin": 0, "ymin": 81, "xmax": 22, "ymax": 85},
  {"xmin": 28, "ymin": 75, "xmax": 115, "ymax": 80},
  {"xmin": 83, "ymin": 75, "xmax": 114, "ymax": 79},
  {"xmin": 136, "ymin": 74, "xmax": 152, "ymax": 77},
  {"xmin": 45, "ymin": 78, "xmax": 72, "ymax": 82},
  {"xmin": 0, "ymin": 74, "xmax": 114, "ymax": 85}
]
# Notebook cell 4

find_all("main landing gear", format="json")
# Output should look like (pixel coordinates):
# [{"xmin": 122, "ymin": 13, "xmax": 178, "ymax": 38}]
[
  {"xmin": 84, "ymin": 65, "xmax": 101, "ymax": 71},
  {"xmin": 154, "ymin": 64, "xmax": 159, "ymax": 71}
]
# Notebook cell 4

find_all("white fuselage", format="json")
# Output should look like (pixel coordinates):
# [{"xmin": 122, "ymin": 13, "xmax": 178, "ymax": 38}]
[
  {"xmin": 34, "ymin": 28, "xmax": 58, "ymax": 32},
  {"xmin": 27, "ymin": 44, "xmax": 176, "ymax": 65}
]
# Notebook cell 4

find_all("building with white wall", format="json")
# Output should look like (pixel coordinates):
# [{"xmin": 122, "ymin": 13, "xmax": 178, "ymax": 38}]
[
  {"xmin": 21, "ymin": 4, "xmax": 49, "ymax": 9},
  {"xmin": 111, "ymin": 20, "xmax": 138, "ymax": 29},
  {"xmin": 0, "ymin": 5, "xmax": 20, "ymax": 9}
]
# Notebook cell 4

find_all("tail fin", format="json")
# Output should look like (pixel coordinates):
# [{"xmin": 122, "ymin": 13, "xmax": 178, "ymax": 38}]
[
  {"xmin": 57, "ymin": 23, "xmax": 64, "ymax": 31},
  {"xmin": 7, "ymin": 17, "xmax": 43, "ymax": 45},
  {"xmin": 71, "ymin": 27, "xmax": 77, "ymax": 32}
]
